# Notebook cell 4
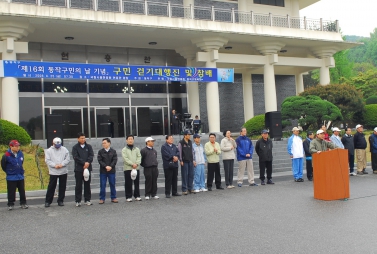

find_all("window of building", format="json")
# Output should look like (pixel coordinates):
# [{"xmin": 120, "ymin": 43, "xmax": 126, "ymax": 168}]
[{"xmin": 253, "ymin": 0, "xmax": 285, "ymax": 7}]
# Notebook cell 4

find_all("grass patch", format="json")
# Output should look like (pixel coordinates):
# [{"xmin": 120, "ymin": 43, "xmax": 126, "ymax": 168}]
[{"xmin": 0, "ymin": 145, "xmax": 49, "ymax": 193}]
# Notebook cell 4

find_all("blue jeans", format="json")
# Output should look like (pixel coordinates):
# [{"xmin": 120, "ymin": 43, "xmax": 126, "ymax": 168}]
[
  {"xmin": 99, "ymin": 173, "xmax": 116, "ymax": 200},
  {"xmin": 292, "ymin": 158, "xmax": 303, "ymax": 179},
  {"xmin": 193, "ymin": 164, "xmax": 206, "ymax": 190},
  {"xmin": 181, "ymin": 161, "xmax": 194, "ymax": 192}
]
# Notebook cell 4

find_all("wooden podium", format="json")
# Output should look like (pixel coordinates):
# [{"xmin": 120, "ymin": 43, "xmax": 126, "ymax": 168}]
[{"xmin": 312, "ymin": 149, "xmax": 350, "ymax": 201}]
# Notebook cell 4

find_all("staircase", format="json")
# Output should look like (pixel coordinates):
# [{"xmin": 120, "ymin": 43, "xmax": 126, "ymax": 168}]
[{"xmin": 33, "ymin": 135, "xmax": 292, "ymax": 191}]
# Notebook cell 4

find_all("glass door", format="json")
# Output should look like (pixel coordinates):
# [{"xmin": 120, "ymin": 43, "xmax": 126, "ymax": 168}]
[
  {"xmin": 136, "ymin": 107, "xmax": 165, "ymax": 136},
  {"xmin": 50, "ymin": 108, "xmax": 83, "ymax": 139},
  {"xmin": 95, "ymin": 108, "xmax": 125, "ymax": 138}
]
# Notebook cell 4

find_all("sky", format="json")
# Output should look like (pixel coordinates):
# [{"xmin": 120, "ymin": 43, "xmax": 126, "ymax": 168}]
[{"xmin": 300, "ymin": 0, "xmax": 377, "ymax": 37}]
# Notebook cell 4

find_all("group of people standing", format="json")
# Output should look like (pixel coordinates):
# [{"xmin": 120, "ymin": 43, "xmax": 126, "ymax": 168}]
[{"xmin": 287, "ymin": 124, "xmax": 377, "ymax": 182}]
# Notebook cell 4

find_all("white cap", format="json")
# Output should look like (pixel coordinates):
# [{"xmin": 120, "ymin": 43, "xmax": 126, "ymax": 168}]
[
  {"xmin": 374, "ymin": 127, "xmax": 377, "ymax": 132},
  {"xmin": 83, "ymin": 168, "xmax": 90, "ymax": 181},
  {"xmin": 332, "ymin": 127, "xmax": 341, "ymax": 132},
  {"xmin": 356, "ymin": 124, "xmax": 363, "ymax": 129},
  {"xmin": 131, "ymin": 169, "xmax": 138, "ymax": 180},
  {"xmin": 292, "ymin": 127, "xmax": 300, "ymax": 131},
  {"xmin": 316, "ymin": 129, "xmax": 324, "ymax": 135},
  {"xmin": 145, "ymin": 137, "xmax": 155, "ymax": 142},
  {"xmin": 53, "ymin": 137, "xmax": 62, "ymax": 144}
]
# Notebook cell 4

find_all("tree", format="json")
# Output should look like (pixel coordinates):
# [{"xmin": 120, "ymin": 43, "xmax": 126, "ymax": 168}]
[
  {"xmin": 347, "ymin": 68, "xmax": 377, "ymax": 98},
  {"xmin": 281, "ymin": 95, "xmax": 343, "ymax": 131},
  {"xmin": 300, "ymin": 84, "xmax": 364, "ymax": 125}
]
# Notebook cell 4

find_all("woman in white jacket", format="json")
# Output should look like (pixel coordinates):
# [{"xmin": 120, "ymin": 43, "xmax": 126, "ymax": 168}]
[{"xmin": 221, "ymin": 130, "xmax": 237, "ymax": 189}]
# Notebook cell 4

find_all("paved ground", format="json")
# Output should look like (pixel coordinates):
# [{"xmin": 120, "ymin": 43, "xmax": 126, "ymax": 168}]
[{"xmin": 1, "ymin": 172, "xmax": 377, "ymax": 254}]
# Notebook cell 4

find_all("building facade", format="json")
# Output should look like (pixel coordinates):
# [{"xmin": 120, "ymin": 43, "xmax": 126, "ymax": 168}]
[{"xmin": 0, "ymin": 0, "xmax": 357, "ymax": 139}]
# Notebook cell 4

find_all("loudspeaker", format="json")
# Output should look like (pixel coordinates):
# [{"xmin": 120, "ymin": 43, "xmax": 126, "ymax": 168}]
[
  {"xmin": 46, "ymin": 114, "xmax": 63, "ymax": 148},
  {"xmin": 265, "ymin": 111, "xmax": 283, "ymax": 139}
]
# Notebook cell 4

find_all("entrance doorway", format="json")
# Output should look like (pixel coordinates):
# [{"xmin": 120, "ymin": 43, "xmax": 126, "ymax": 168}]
[
  {"xmin": 136, "ymin": 107, "xmax": 166, "ymax": 136},
  {"xmin": 95, "ymin": 108, "xmax": 125, "ymax": 138},
  {"xmin": 50, "ymin": 108, "xmax": 83, "ymax": 139}
]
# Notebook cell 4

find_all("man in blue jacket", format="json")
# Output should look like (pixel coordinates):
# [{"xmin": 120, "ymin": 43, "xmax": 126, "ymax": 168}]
[
  {"xmin": 1, "ymin": 140, "xmax": 28, "ymax": 210},
  {"xmin": 236, "ymin": 128, "xmax": 258, "ymax": 187},
  {"xmin": 161, "ymin": 135, "xmax": 181, "ymax": 198},
  {"xmin": 303, "ymin": 131, "xmax": 314, "ymax": 181},
  {"xmin": 287, "ymin": 127, "xmax": 304, "ymax": 182}
]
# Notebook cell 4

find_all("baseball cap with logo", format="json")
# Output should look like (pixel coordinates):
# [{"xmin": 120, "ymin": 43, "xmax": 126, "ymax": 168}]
[
  {"xmin": 53, "ymin": 137, "xmax": 62, "ymax": 148},
  {"xmin": 261, "ymin": 129, "xmax": 269, "ymax": 134},
  {"xmin": 131, "ymin": 169, "xmax": 138, "ymax": 180},
  {"xmin": 9, "ymin": 140, "xmax": 20, "ymax": 147},
  {"xmin": 193, "ymin": 134, "xmax": 201, "ymax": 139},
  {"xmin": 145, "ymin": 137, "xmax": 155, "ymax": 142},
  {"xmin": 316, "ymin": 130, "xmax": 324, "ymax": 135},
  {"xmin": 332, "ymin": 127, "xmax": 341, "ymax": 132},
  {"xmin": 83, "ymin": 168, "xmax": 90, "ymax": 181},
  {"xmin": 355, "ymin": 124, "xmax": 363, "ymax": 129}
]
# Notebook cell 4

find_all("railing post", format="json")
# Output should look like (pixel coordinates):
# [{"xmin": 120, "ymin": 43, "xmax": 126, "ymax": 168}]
[
  {"xmin": 336, "ymin": 20, "xmax": 339, "ymax": 33},
  {"xmin": 190, "ymin": 4, "xmax": 194, "ymax": 19},
  {"xmin": 144, "ymin": 0, "xmax": 148, "ymax": 15},
  {"xmin": 37, "ymin": 0, "xmax": 41, "ymax": 6},
  {"xmin": 304, "ymin": 16, "xmax": 307, "ymax": 30},
  {"xmin": 231, "ymin": 8, "xmax": 235, "ymax": 23},
  {"xmin": 66, "ymin": 0, "xmax": 70, "ymax": 8},
  {"xmin": 92, "ymin": 0, "xmax": 97, "ymax": 11},
  {"xmin": 211, "ymin": 6, "xmax": 215, "ymax": 21},
  {"xmin": 269, "ymin": 12, "xmax": 272, "ymax": 26},
  {"xmin": 168, "ymin": 1, "xmax": 171, "ymax": 18},
  {"xmin": 119, "ymin": 0, "xmax": 123, "ymax": 13},
  {"xmin": 251, "ymin": 11, "xmax": 254, "ymax": 25},
  {"xmin": 287, "ymin": 14, "xmax": 290, "ymax": 28},
  {"xmin": 320, "ymin": 18, "xmax": 323, "ymax": 31}
]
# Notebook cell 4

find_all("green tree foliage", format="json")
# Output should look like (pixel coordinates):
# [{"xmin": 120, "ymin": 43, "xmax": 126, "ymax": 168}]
[
  {"xmin": 347, "ymin": 69, "xmax": 377, "ymax": 98},
  {"xmin": 281, "ymin": 95, "xmax": 343, "ymax": 131},
  {"xmin": 363, "ymin": 104, "xmax": 377, "ymax": 128},
  {"xmin": 366, "ymin": 96, "xmax": 377, "ymax": 105},
  {"xmin": 352, "ymin": 62, "xmax": 376, "ymax": 76},
  {"xmin": 299, "ymin": 84, "xmax": 364, "ymax": 124},
  {"xmin": 348, "ymin": 28, "xmax": 377, "ymax": 66},
  {"xmin": 0, "ymin": 119, "xmax": 31, "ymax": 145},
  {"xmin": 243, "ymin": 114, "xmax": 265, "ymax": 136}
]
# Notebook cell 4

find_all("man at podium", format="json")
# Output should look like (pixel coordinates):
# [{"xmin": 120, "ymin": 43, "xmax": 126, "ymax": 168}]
[{"xmin": 310, "ymin": 129, "xmax": 337, "ymax": 154}]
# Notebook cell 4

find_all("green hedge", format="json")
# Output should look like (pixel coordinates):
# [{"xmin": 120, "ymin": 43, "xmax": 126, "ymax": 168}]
[
  {"xmin": 366, "ymin": 96, "xmax": 377, "ymax": 105},
  {"xmin": 243, "ymin": 114, "xmax": 265, "ymax": 136},
  {"xmin": 363, "ymin": 104, "xmax": 377, "ymax": 128},
  {"xmin": 0, "ymin": 119, "xmax": 31, "ymax": 146}
]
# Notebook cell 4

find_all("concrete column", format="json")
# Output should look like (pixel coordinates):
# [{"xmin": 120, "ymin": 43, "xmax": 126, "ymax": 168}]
[
  {"xmin": 205, "ymin": 59, "xmax": 220, "ymax": 132},
  {"xmin": 311, "ymin": 47, "xmax": 337, "ymax": 86},
  {"xmin": 295, "ymin": 73, "xmax": 304, "ymax": 95},
  {"xmin": 242, "ymin": 70, "xmax": 254, "ymax": 122},
  {"xmin": 186, "ymin": 59, "xmax": 200, "ymax": 118},
  {"xmin": 320, "ymin": 65, "xmax": 330, "ymax": 85},
  {"xmin": 264, "ymin": 61, "xmax": 277, "ymax": 113}
]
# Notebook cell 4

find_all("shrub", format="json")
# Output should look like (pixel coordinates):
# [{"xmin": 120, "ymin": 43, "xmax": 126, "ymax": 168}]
[
  {"xmin": 363, "ymin": 105, "xmax": 377, "ymax": 128},
  {"xmin": 0, "ymin": 119, "xmax": 31, "ymax": 146},
  {"xmin": 366, "ymin": 96, "xmax": 377, "ymax": 105},
  {"xmin": 243, "ymin": 114, "xmax": 265, "ymax": 136}
]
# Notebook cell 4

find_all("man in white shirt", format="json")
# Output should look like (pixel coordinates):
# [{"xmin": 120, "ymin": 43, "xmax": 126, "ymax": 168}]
[
  {"xmin": 330, "ymin": 127, "xmax": 344, "ymax": 149},
  {"xmin": 287, "ymin": 127, "xmax": 304, "ymax": 182}
]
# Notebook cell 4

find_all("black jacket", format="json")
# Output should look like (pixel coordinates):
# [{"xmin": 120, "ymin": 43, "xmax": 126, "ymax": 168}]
[
  {"xmin": 161, "ymin": 142, "xmax": 180, "ymax": 169},
  {"xmin": 140, "ymin": 147, "xmax": 158, "ymax": 168},
  {"xmin": 97, "ymin": 147, "xmax": 118, "ymax": 174},
  {"xmin": 255, "ymin": 138, "xmax": 273, "ymax": 162},
  {"xmin": 72, "ymin": 142, "xmax": 94, "ymax": 172},
  {"xmin": 178, "ymin": 139, "xmax": 193, "ymax": 162},
  {"xmin": 303, "ymin": 138, "xmax": 312, "ymax": 157},
  {"xmin": 353, "ymin": 132, "xmax": 367, "ymax": 149},
  {"xmin": 341, "ymin": 134, "xmax": 354, "ymax": 155}
]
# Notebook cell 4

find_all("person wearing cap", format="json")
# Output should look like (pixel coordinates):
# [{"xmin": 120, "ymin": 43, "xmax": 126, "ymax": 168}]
[
  {"xmin": 255, "ymin": 129, "xmax": 274, "ymax": 185},
  {"xmin": 330, "ymin": 127, "xmax": 344, "ymax": 149},
  {"xmin": 353, "ymin": 124, "xmax": 368, "ymax": 175},
  {"xmin": 97, "ymin": 138, "xmax": 118, "ymax": 204},
  {"xmin": 309, "ymin": 129, "xmax": 337, "ymax": 155},
  {"xmin": 303, "ymin": 131, "xmax": 314, "ymax": 181},
  {"xmin": 161, "ymin": 135, "xmax": 181, "ymax": 198},
  {"xmin": 321, "ymin": 125, "xmax": 330, "ymax": 142},
  {"xmin": 341, "ymin": 127, "xmax": 356, "ymax": 176},
  {"xmin": 205, "ymin": 133, "xmax": 224, "ymax": 191},
  {"xmin": 140, "ymin": 137, "xmax": 159, "ymax": 200},
  {"xmin": 1, "ymin": 140, "xmax": 28, "ymax": 210},
  {"xmin": 44, "ymin": 137, "xmax": 70, "ymax": 207},
  {"xmin": 192, "ymin": 133, "xmax": 207, "ymax": 192},
  {"xmin": 368, "ymin": 127, "xmax": 377, "ymax": 174},
  {"xmin": 193, "ymin": 115, "xmax": 201, "ymax": 134},
  {"xmin": 221, "ymin": 130, "xmax": 237, "ymax": 188},
  {"xmin": 122, "ymin": 135, "xmax": 142, "ymax": 202},
  {"xmin": 287, "ymin": 127, "xmax": 304, "ymax": 182},
  {"xmin": 236, "ymin": 127, "xmax": 258, "ymax": 187},
  {"xmin": 72, "ymin": 132, "xmax": 94, "ymax": 207},
  {"xmin": 178, "ymin": 130, "xmax": 195, "ymax": 194}
]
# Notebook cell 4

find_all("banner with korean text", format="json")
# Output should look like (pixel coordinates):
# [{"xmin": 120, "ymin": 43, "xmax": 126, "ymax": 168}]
[{"xmin": 0, "ymin": 60, "xmax": 234, "ymax": 83}]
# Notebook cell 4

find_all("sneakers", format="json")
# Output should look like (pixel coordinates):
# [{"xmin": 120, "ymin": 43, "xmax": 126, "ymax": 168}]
[
  {"xmin": 362, "ymin": 170, "xmax": 368, "ymax": 174},
  {"xmin": 249, "ymin": 183, "xmax": 258, "ymax": 186},
  {"xmin": 20, "ymin": 204, "xmax": 29, "ymax": 209},
  {"xmin": 201, "ymin": 188, "xmax": 208, "ymax": 192},
  {"xmin": 8, "ymin": 205, "xmax": 14, "ymax": 211},
  {"xmin": 193, "ymin": 189, "xmax": 200, "ymax": 193},
  {"xmin": 111, "ymin": 199, "xmax": 118, "ymax": 203},
  {"xmin": 238, "ymin": 183, "xmax": 242, "ymax": 187},
  {"xmin": 45, "ymin": 203, "xmax": 50, "ymax": 207},
  {"xmin": 350, "ymin": 172, "xmax": 357, "ymax": 176},
  {"xmin": 295, "ymin": 178, "xmax": 304, "ymax": 182},
  {"xmin": 182, "ymin": 191, "xmax": 188, "ymax": 195},
  {"xmin": 357, "ymin": 171, "xmax": 364, "ymax": 175},
  {"xmin": 85, "ymin": 201, "xmax": 92, "ymax": 206},
  {"xmin": 230, "ymin": 185, "xmax": 235, "ymax": 188},
  {"xmin": 76, "ymin": 202, "xmax": 81, "ymax": 207},
  {"xmin": 135, "ymin": 197, "xmax": 142, "ymax": 201},
  {"xmin": 99, "ymin": 200, "xmax": 105, "ymax": 204},
  {"xmin": 126, "ymin": 198, "xmax": 132, "ymax": 202},
  {"xmin": 374, "ymin": 171, "xmax": 377, "ymax": 174},
  {"xmin": 267, "ymin": 179, "xmax": 275, "ymax": 185},
  {"xmin": 145, "ymin": 196, "xmax": 150, "ymax": 200},
  {"xmin": 261, "ymin": 180, "xmax": 265, "ymax": 185},
  {"xmin": 153, "ymin": 196, "xmax": 159, "ymax": 199},
  {"xmin": 58, "ymin": 202, "xmax": 64, "ymax": 206},
  {"xmin": 226, "ymin": 186, "xmax": 232, "ymax": 189}
]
